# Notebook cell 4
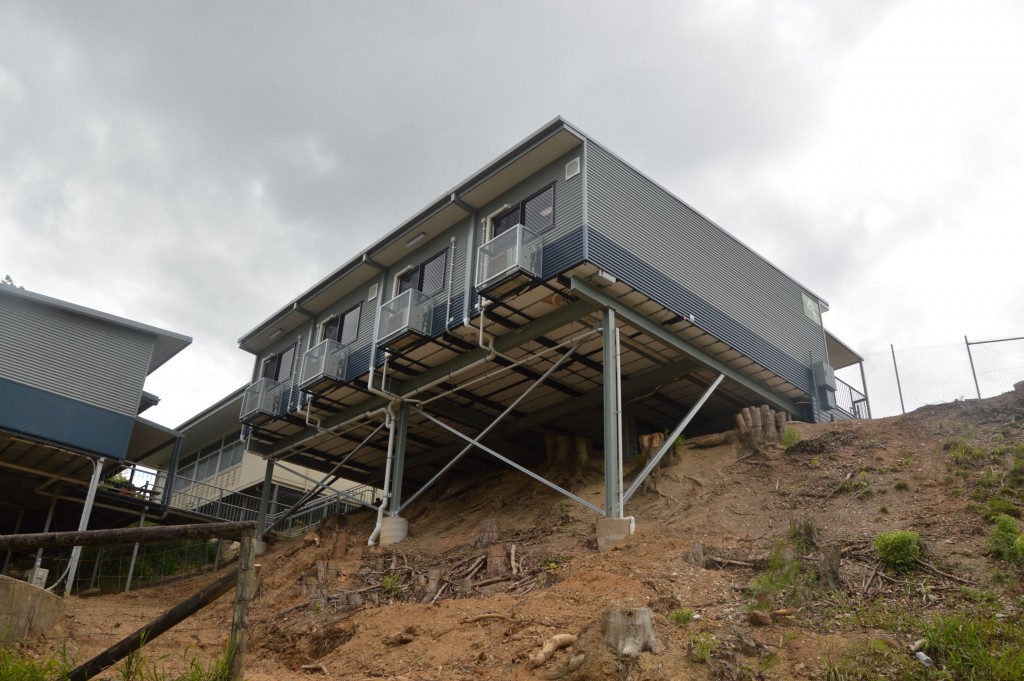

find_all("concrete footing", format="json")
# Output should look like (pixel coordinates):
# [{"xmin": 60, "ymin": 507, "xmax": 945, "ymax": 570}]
[
  {"xmin": 380, "ymin": 516, "xmax": 409, "ymax": 545},
  {"xmin": 1, "ymin": 575, "xmax": 66, "ymax": 643},
  {"xmin": 596, "ymin": 516, "xmax": 635, "ymax": 552}
]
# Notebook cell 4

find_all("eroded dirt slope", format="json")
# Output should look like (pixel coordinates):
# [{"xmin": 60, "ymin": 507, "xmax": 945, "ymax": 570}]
[{"xmin": 21, "ymin": 390, "xmax": 1024, "ymax": 679}]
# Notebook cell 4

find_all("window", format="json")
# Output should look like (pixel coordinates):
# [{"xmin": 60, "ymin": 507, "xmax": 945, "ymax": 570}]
[
  {"xmin": 397, "ymin": 249, "xmax": 447, "ymax": 297},
  {"xmin": 802, "ymin": 292, "xmax": 821, "ymax": 325},
  {"xmin": 322, "ymin": 304, "xmax": 361, "ymax": 346},
  {"xmin": 491, "ymin": 184, "xmax": 554, "ymax": 239},
  {"xmin": 263, "ymin": 343, "xmax": 297, "ymax": 381}
]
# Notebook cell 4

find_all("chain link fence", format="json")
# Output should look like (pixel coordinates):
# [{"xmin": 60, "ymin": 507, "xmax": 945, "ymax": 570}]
[{"xmin": 836, "ymin": 335, "xmax": 1024, "ymax": 419}]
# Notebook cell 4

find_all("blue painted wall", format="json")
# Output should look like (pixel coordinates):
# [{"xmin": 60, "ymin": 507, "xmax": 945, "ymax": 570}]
[{"xmin": 0, "ymin": 377, "xmax": 134, "ymax": 460}]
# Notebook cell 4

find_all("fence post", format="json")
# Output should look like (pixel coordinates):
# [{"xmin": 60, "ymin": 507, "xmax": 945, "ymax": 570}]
[
  {"xmin": 890, "ymin": 344, "xmax": 905, "ymax": 414},
  {"xmin": 229, "ymin": 525, "xmax": 257, "ymax": 681},
  {"xmin": 124, "ymin": 511, "xmax": 147, "ymax": 593},
  {"xmin": 965, "ymin": 335, "xmax": 982, "ymax": 399}
]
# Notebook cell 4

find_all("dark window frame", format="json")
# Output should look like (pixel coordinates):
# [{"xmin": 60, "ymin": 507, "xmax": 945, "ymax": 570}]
[
  {"xmin": 262, "ymin": 342, "xmax": 297, "ymax": 382},
  {"xmin": 490, "ymin": 183, "xmax": 555, "ymax": 240},
  {"xmin": 396, "ymin": 248, "xmax": 448, "ymax": 297},
  {"xmin": 322, "ymin": 303, "xmax": 362, "ymax": 346}
]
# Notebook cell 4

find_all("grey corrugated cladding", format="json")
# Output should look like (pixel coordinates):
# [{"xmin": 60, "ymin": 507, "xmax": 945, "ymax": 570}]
[
  {"xmin": 585, "ymin": 140, "xmax": 827, "ymax": 396},
  {"xmin": 0, "ymin": 294, "xmax": 153, "ymax": 416}
]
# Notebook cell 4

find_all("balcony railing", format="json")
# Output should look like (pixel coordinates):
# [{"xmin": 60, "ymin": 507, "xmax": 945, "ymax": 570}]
[
  {"xmin": 240, "ymin": 377, "xmax": 286, "ymax": 422},
  {"xmin": 836, "ymin": 377, "xmax": 869, "ymax": 419},
  {"xmin": 377, "ymin": 289, "xmax": 430, "ymax": 346},
  {"xmin": 476, "ymin": 224, "xmax": 542, "ymax": 291},
  {"xmin": 299, "ymin": 339, "xmax": 351, "ymax": 391}
]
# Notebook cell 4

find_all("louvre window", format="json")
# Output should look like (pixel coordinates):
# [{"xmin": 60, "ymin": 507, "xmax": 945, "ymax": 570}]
[
  {"xmin": 397, "ymin": 249, "xmax": 447, "ymax": 297},
  {"xmin": 491, "ymin": 184, "xmax": 554, "ymax": 238},
  {"xmin": 323, "ymin": 304, "xmax": 361, "ymax": 346},
  {"xmin": 263, "ymin": 343, "xmax": 297, "ymax": 381}
]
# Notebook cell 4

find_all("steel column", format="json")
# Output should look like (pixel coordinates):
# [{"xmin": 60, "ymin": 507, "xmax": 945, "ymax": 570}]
[
  {"xmin": 124, "ymin": 511, "xmax": 147, "ymax": 593},
  {"xmin": 64, "ymin": 457, "xmax": 104, "ymax": 597},
  {"xmin": 2, "ymin": 508, "xmax": 23, "ymax": 574},
  {"xmin": 623, "ymin": 373, "xmax": 724, "ymax": 503},
  {"xmin": 34, "ymin": 497, "xmax": 57, "ymax": 571},
  {"xmin": 256, "ymin": 458, "xmax": 275, "ymax": 535},
  {"xmin": 603, "ymin": 308, "xmax": 623, "ymax": 519},
  {"xmin": 388, "ymin": 403, "xmax": 409, "ymax": 516}
]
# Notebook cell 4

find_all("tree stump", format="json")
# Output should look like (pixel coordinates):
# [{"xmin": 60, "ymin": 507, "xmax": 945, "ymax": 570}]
[
  {"xmin": 602, "ymin": 608, "xmax": 658, "ymax": 660},
  {"xmin": 761, "ymin": 405, "xmax": 777, "ymax": 440},
  {"xmin": 819, "ymin": 543, "xmax": 841, "ymax": 590},
  {"xmin": 475, "ymin": 519, "xmax": 502, "ymax": 548},
  {"xmin": 420, "ymin": 568, "xmax": 441, "ymax": 603},
  {"xmin": 545, "ymin": 434, "xmax": 593, "ymax": 484},
  {"xmin": 684, "ymin": 542, "xmax": 706, "ymax": 568},
  {"xmin": 639, "ymin": 432, "xmax": 666, "ymax": 493},
  {"xmin": 775, "ymin": 411, "xmax": 789, "ymax": 438},
  {"xmin": 486, "ymin": 544, "xmax": 507, "ymax": 579}
]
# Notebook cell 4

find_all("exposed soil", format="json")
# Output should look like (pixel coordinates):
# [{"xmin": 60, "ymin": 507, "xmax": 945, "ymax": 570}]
[{"xmin": 15, "ymin": 390, "xmax": 1024, "ymax": 679}]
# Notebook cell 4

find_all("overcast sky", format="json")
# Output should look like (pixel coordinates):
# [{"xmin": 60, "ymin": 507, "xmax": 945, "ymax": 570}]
[{"xmin": 2, "ymin": 0, "xmax": 1022, "ymax": 428}]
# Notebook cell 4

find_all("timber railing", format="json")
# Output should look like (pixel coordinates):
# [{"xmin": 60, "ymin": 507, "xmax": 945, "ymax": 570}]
[{"xmin": 0, "ymin": 521, "xmax": 258, "ymax": 681}]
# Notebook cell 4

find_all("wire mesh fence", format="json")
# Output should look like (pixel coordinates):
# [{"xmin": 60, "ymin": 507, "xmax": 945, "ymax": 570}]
[
  {"xmin": 837, "ymin": 334, "xmax": 1024, "ymax": 419},
  {"xmin": 1, "ymin": 523, "xmax": 255, "ymax": 679}
]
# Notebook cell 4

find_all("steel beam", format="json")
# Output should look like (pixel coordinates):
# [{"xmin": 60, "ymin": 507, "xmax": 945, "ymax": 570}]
[
  {"xmin": 569, "ymin": 276, "xmax": 799, "ymax": 415},
  {"xmin": 412, "ymin": 406, "xmax": 604, "ymax": 516},
  {"xmin": 251, "ymin": 299, "xmax": 595, "ymax": 457},
  {"xmin": 623, "ymin": 373, "xmax": 724, "ymax": 503},
  {"xmin": 399, "ymin": 357, "xmax": 700, "ymax": 479}
]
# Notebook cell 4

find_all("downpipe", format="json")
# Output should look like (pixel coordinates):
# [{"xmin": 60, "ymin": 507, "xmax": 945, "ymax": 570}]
[{"xmin": 367, "ymin": 404, "xmax": 398, "ymax": 546}]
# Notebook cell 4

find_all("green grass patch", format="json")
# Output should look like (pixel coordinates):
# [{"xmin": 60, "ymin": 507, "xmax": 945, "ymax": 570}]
[
  {"xmin": 924, "ymin": 612, "xmax": 1024, "ymax": 680},
  {"xmin": 668, "ymin": 608, "xmax": 695, "ymax": 627},
  {"xmin": 986, "ymin": 514, "xmax": 1023, "ymax": 563}
]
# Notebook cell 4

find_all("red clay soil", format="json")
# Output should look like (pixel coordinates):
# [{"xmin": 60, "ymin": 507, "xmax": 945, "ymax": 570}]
[{"xmin": 15, "ymin": 390, "xmax": 1024, "ymax": 680}]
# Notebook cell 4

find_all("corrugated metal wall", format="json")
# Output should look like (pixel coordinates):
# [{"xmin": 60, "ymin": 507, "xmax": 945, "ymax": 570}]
[
  {"xmin": 585, "ymin": 140, "xmax": 828, "ymax": 403},
  {"xmin": 0, "ymin": 295, "xmax": 153, "ymax": 416},
  {"xmin": 472, "ymin": 149, "xmax": 584, "ymax": 254}
]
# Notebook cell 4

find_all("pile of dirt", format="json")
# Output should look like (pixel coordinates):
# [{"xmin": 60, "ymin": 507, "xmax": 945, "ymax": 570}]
[{"xmin": 19, "ymin": 390, "xmax": 1024, "ymax": 679}]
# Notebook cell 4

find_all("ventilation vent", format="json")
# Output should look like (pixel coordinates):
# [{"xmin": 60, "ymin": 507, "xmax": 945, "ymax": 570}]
[
  {"xmin": 565, "ymin": 157, "xmax": 580, "ymax": 180},
  {"xmin": 367, "ymin": 283, "xmax": 378, "ymax": 301}
]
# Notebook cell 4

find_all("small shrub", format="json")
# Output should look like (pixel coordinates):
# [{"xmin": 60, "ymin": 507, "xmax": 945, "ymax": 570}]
[
  {"xmin": 380, "ymin": 573, "xmax": 404, "ymax": 596},
  {"xmin": 669, "ymin": 608, "xmax": 694, "ymax": 627},
  {"xmin": 945, "ymin": 438, "xmax": 986, "ymax": 467},
  {"xmin": 874, "ymin": 531, "xmax": 921, "ymax": 573},
  {"xmin": 782, "ymin": 425, "xmax": 801, "ymax": 449},
  {"xmin": 893, "ymin": 479, "xmax": 910, "ymax": 491},
  {"xmin": 986, "ymin": 514, "xmax": 1023, "ymax": 563},
  {"xmin": 689, "ymin": 632, "xmax": 718, "ymax": 663}
]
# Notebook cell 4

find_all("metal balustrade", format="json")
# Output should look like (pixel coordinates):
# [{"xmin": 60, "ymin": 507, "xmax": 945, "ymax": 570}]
[
  {"xmin": 240, "ymin": 377, "xmax": 285, "ymax": 421},
  {"xmin": 299, "ymin": 338, "xmax": 350, "ymax": 391},
  {"xmin": 835, "ymin": 376, "xmax": 869, "ymax": 418},
  {"xmin": 476, "ymin": 224, "xmax": 542, "ymax": 290},
  {"xmin": 377, "ymin": 288, "xmax": 430, "ymax": 346}
]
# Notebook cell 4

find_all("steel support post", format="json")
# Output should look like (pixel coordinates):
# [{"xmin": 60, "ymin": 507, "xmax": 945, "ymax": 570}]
[
  {"xmin": 603, "ymin": 308, "xmax": 623, "ymax": 519},
  {"xmin": 623, "ymin": 373, "xmax": 724, "ymax": 503},
  {"xmin": 2, "ymin": 508, "xmax": 23, "ymax": 574},
  {"xmin": 256, "ymin": 458, "xmax": 275, "ymax": 536},
  {"xmin": 388, "ymin": 402, "xmax": 408, "ymax": 517},
  {"xmin": 965, "ymin": 335, "xmax": 982, "ymax": 400},
  {"xmin": 858, "ymin": 361, "xmax": 872, "ymax": 418},
  {"xmin": 124, "ymin": 511, "xmax": 147, "ymax": 593},
  {"xmin": 64, "ymin": 457, "xmax": 104, "ymax": 597},
  {"xmin": 162, "ymin": 435, "xmax": 183, "ymax": 508},
  {"xmin": 34, "ymin": 498, "xmax": 56, "ymax": 571}
]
